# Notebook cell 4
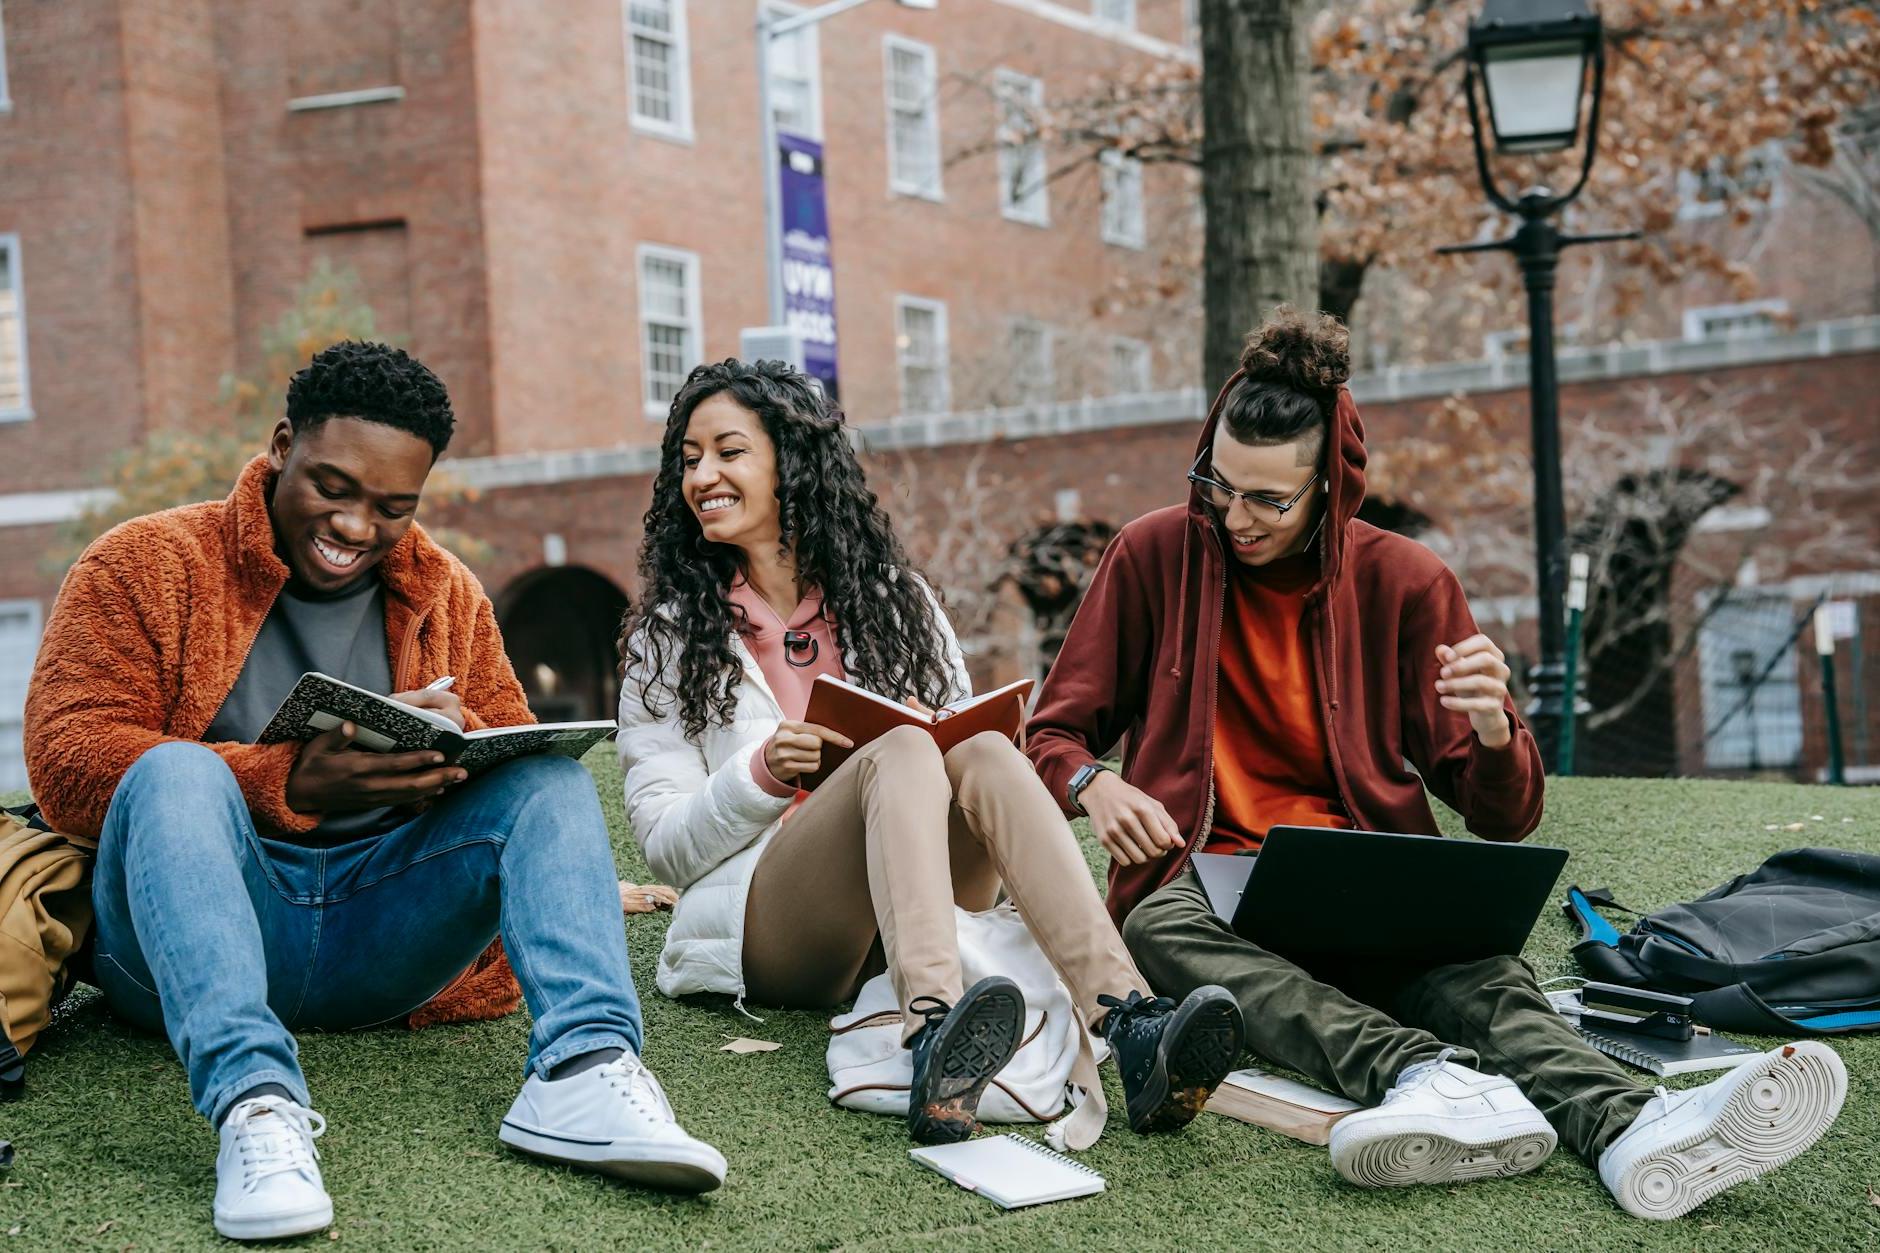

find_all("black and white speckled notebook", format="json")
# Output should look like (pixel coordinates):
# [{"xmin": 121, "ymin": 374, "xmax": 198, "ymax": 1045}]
[{"xmin": 259, "ymin": 672, "xmax": 615, "ymax": 775}]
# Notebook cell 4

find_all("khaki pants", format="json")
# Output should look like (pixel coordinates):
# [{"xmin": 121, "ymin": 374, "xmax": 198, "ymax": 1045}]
[
  {"xmin": 743, "ymin": 726, "xmax": 1144, "ymax": 1041},
  {"xmin": 1124, "ymin": 868, "xmax": 1655, "ymax": 1161}
]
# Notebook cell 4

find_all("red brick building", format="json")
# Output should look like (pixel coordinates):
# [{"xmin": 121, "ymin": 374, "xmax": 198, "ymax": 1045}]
[{"xmin": 0, "ymin": 0, "xmax": 1874, "ymax": 789}]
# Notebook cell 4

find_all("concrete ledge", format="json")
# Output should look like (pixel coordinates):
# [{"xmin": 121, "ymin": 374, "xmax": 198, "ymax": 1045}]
[{"xmin": 287, "ymin": 86, "xmax": 406, "ymax": 112}]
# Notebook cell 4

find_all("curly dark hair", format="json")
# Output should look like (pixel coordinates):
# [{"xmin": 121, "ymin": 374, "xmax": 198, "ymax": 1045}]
[
  {"xmin": 1219, "ymin": 306, "xmax": 1351, "ymax": 461},
  {"xmin": 285, "ymin": 340, "xmax": 455, "ymax": 457},
  {"xmin": 619, "ymin": 359, "xmax": 956, "ymax": 740}
]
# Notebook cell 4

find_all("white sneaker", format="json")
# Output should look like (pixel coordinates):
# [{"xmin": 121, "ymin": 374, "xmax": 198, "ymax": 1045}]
[
  {"xmin": 499, "ymin": 1052, "xmax": 727, "ymax": 1193},
  {"xmin": 1329, "ymin": 1049, "xmax": 1557, "ymax": 1187},
  {"xmin": 212, "ymin": 1097, "xmax": 333, "ymax": 1241},
  {"xmin": 1599, "ymin": 1040, "xmax": 1847, "ymax": 1220}
]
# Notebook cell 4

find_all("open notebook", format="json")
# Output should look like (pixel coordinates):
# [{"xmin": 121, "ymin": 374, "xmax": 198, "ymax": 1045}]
[
  {"xmin": 258, "ymin": 672, "xmax": 615, "ymax": 776},
  {"xmin": 909, "ymin": 1134, "xmax": 1104, "ymax": 1210}
]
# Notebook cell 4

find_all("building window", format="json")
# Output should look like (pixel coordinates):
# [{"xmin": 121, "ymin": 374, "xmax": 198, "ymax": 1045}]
[
  {"xmin": 0, "ymin": 599, "xmax": 40, "ymax": 794},
  {"xmin": 0, "ymin": 236, "xmax": 29, "ymax": 422},
  {"xmin": 1008, "ymin": 319, "xmax": 1054, "ymax": 404},
  {"xmin": 638, "ymin": 245, "xmax": 702, "ymax": 418},
  {"xmin": 996, "ymin": 70, "xmax": 1048, "ymax": 226},
  {"xmin": 1110, "ymin": 336, "xmax": 1151, "ymax": 394},
  {"xmin": 1093, "ymin": 0, "xmax": 1137, "ymax": 27},
  {"xmin": 765, "ymin": 3, "xmax": 823, "ymax": 140},
  {"xmin": 895, "ymin": 296, "xmax": 949, "ymax": 415},
  {"xmin": 1100, "ymin": 151, "xmax": 1145, "ymax": 248},
  {"xmin": 1183, "ymin": 0, "xmax": 1200, "ymax": 48},
  {"xmin": 885, "ymin": 37, "xmax": 942, "ymax": 200},
  {"xmin": 625, "ymin": 0, "xmax": 692, "ymax": 139},
  {"xmin": 1698, "ymin": 595, "xmax": 1803, "ymax": 770},
  {"xmin": 1682, "ymin": 300, "xmax": 1789, "ymax": 343},
  {"xmin": 0, "ymin": 1, "xmax": 12, "ymax": 113}
]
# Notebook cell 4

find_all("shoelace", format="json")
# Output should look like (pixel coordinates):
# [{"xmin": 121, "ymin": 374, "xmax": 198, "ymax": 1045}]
[
  {"xmin": 597, "ymin": 1054, "xmax": 674, "ymax": 1125},
  {"xmin": 1384, "ymin": 1046, "xmax": 1459, "ymax": 1102},
  {"xmin": 1095, "ymin": 990, "xmax": 1177, "ymax": 1030},
  {"xmin": 227, "ymin": 1100, "xmax": 325, "ymax": 1191},
  {"xmin": 907, "ymin": 995, "xmax": 954, "ymax": 1039}
]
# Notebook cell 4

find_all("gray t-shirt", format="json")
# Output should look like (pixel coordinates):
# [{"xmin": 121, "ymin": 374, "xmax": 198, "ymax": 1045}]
[{"xmin": 205, "ymin": 573, "xmax": 398, "ymax": 842}]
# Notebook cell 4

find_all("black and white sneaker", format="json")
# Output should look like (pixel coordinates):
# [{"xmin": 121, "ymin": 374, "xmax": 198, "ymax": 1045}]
[
  {"xmin": 905, "ymin": 976, "xmax": 1026, "ymax": 1145},
  {"xmin": 1100, "ymin": 986, "xmax": 1244, "ymax": 1133}
]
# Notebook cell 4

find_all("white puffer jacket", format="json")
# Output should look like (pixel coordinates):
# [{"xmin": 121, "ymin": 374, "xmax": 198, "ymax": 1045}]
[{"xmin": 617, "ymin": 584, "xmax": 970, "ymax": 1004}]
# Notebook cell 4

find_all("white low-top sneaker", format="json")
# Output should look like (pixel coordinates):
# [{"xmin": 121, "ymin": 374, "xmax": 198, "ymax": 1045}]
[
  {"xmin": 1329, "ymin": 1049, "xmax": 1557, "ymax": 1188},
  {"xmin": 212, "ymin": 1096, "xmax": 333, "ymax": 1241},
  {"xmin": 1599, "ymin": 1040, "xmax": 1847, "ymax": 1220},
  {"xmin": 499, "ymin": 1052, "xmax": 727, "ymax": 1193}
]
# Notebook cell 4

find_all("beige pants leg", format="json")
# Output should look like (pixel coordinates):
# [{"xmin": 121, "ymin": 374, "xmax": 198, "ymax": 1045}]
[
  {"xmin": 743, "ymin": 726, "xmax": 973, "ymax": 1039},
  {"xmin": 943, "ymin": 731, "xmax": 1147, "ymax": 1029}
]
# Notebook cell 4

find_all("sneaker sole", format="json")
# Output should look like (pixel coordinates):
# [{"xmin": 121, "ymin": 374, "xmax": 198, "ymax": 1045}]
[
  {"xmin": 1129, "ymin": 987, "xmax": 1244, "ymax": 1133},
  {"xmin": 908, "ymin": 978, "xmax": 1025, "ymax": 1145},
  {"xmin": 498, "ymin": 1122, "xmax": 727, "ymax": 1193},
  {"xmin": 1605, "ymin": 1042, "xmax": 1847, "ymax": 1221},
  {"xmin": 212, "ymin": 1197, "xmax": 334, "ymax": 1241},
  {"xmin": 1332, "ymin": 1115, "xmax": 1557, "ymax": 1187}
]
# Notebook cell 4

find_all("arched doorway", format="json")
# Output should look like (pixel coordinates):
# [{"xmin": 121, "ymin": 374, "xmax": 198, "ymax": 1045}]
[{"xmin": 497, "ymin": 567, "xmax": 630, "ymax": 724}]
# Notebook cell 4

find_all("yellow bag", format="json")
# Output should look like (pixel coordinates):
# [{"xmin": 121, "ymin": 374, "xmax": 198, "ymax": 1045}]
[{"xmin": 0, "ymin": 805, "xmax": 97, "ymax": 1082}]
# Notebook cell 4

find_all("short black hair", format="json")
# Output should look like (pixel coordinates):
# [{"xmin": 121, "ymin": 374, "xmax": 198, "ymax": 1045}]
[
  {"xmin": 1219, "ymin": 306, "xmax": 1351, "ymax": 464},
  {"xmin": 285, "ymin": 341, "xmax": 455, "ymax": 457}
]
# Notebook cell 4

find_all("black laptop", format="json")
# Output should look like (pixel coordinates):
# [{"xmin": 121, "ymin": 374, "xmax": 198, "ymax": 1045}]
[{"xmin": 1191, "ymin": 826, "xmax": 1569, "ymax": 966}]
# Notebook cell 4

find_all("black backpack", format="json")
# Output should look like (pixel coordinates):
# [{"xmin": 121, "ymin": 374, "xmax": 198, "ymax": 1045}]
[{"xmin": 1563, "ymin": 847, "xmax": 1880, "ymax": 1036}]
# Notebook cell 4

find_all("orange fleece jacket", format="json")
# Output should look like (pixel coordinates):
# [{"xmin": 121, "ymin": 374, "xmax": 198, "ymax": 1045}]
[{"xmin": 24, "ymin": 455, "xmax": 535, "ymax": 1027}]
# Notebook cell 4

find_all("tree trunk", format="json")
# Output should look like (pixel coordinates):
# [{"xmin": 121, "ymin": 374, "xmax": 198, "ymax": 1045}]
[{"xmin": 1200, "ymin": 0, "xmax": 1320, "ymax": 395}]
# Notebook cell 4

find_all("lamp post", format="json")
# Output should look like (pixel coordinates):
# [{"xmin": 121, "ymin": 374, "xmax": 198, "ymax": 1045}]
[
  {"xmin": 755, "ymin": 0, "xmax": 935, "ymax": 327},
  {"xmin": 1438, "ymin": 0, "xmax": 1639, "ymax": 762}
]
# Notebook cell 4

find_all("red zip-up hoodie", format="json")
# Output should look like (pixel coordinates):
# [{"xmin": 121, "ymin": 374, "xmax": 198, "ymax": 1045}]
[{"xmin": 1026, "ymin": 375, "xmax": 1546, "ymax": 924}]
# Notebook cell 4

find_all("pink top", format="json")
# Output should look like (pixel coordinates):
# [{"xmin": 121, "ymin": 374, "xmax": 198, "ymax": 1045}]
[{"xmin": 727, "ymin": 577, "xmax": 847, "ymax": 802}]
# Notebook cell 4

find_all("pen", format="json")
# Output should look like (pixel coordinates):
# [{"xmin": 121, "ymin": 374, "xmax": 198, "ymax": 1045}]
[{"xmin": 425, "ymin": 676, "xmax": 456, "ymax": 692}]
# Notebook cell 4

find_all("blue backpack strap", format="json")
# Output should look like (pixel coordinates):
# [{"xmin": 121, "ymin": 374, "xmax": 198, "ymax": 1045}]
[
  {"xmin": 1563, "ymin": 886, "xmax": 1625, "ymax": 947},
  {"xmin": 1691, "ymin": 983, "xmax": 1880, "ymax": 1036}
]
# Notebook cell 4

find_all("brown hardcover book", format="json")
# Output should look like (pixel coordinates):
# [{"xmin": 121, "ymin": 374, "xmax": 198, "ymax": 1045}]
[
  {"xmin": 799, "ymin": 676, "xmax": 1034, "ymax": 790},
  {"xmin": 1205, "ymin": 1069, "xmax": 1364, "ymax": 1145}
]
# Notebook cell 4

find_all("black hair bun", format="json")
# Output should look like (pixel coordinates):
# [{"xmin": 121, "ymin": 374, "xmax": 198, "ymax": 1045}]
[{"xmin": 1238, "ymin": 306, "xmax": 1351, "ymax": 400}]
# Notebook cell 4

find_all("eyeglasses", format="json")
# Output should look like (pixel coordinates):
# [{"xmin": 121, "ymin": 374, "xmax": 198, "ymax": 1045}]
[{"xmin": 1187, "ymin": 451, "xmax": 1319, "ymax": 521}]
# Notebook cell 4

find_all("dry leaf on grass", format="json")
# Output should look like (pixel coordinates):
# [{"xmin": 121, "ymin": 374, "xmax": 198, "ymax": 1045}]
[
  {"xmin": 722, "ymin": 1038, "xmax": 782, "ymax": 1054},
  {"xmin": 1868, "ymin": 1184, "xmax": 1879, "ymax": 1208}
]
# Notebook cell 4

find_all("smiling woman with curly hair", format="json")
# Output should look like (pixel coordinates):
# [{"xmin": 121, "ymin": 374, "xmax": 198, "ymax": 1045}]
[{"xmin": 615, "ymin": 358, "xmax": 1241, "ymax": 1147}]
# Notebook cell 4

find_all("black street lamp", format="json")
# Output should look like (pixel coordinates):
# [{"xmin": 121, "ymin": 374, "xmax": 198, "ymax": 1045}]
[{"xmin": 1438, "ymin": 0, "xmax": 1639, "ymax": 762}]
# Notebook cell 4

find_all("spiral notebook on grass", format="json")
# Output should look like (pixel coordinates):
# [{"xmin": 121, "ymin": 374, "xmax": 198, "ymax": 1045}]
[
  {"xmin": 258, "ymin": 672, "xmax": 616, "ymax": 776},
  {"xmin": 1547, "ymin": 988, "xmax": 1760, "ymax": 1077},
  {"xmin": 908, "ymin": 1134, "xmax": 1104, "ymax": 1209},
  {"xmin": 800, "ymin": 676, "xmax": 1033, "ymax": 790}
]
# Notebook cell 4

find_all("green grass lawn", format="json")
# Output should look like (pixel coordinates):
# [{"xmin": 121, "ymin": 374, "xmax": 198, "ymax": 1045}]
[{"xmin": 3, "ymin": 765, "xmax": 1877, "ymax": 1251}]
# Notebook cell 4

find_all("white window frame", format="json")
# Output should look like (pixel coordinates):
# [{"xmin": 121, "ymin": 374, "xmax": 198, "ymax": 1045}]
[
  {"xmin": 995, "ymin": 69, "xmax": 1048, "ymax": 227},
  {"xmin": 0, "ymin": 598, "xmax": 41, "ymax": 794},
  {"xmin": 1682, "ymin": 299, "xmax": 1789, "ymax": 343},
  {"xmin": 624, "ymin": 0, "xmax": 694, "ymax": 142},
  {"xmin": 0, "ymin": 234, "xmax": 31, "ymax": 424},
  {"xmin": 1110, "ymin": 335, "xmax": 1152, "ymax": 395},
  {"xmin": 1100, "ymin": 150, "xmax": 1145, "ymax": 248},
  {"xmin": 764, "ymin": 2, "xmax": 823, "ymax": 142},
  {"xmin": 637, "ymin": 244, "xmax": 703, "ymax": 420},
  {"xmin": 0, "ymin": 2, "xmax": 12, "ymax": 113},
  {"xmin": 883, "ymin": 35, "xmax": 943, "ymax": 201},
  {"xmin": 1008, "ymin": 318, "xmax": 1054, "ymax": 404},
  {"xmin": 895, "ymin": 295, "xmax": 950, "ymax": 415},
  {"xmin": 1092, "ymin": 0, "xmax": 1138, "ymax": 28}
]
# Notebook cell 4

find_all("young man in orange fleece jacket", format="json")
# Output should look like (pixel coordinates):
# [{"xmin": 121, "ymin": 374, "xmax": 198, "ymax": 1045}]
[{"xmin": 25, "ymin": 343, "xmax": 723, "ymax": 1240}]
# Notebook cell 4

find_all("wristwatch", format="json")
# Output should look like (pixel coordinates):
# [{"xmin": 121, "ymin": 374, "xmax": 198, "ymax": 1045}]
[{"xmin": 1067, "ymin": 763, "xmax": 1108, "ymax": 814}]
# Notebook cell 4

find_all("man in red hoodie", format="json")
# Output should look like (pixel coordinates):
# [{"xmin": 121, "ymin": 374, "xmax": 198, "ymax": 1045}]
[{"xmin": 1026, "ymin": 309, "xmax": 1846, "ymax": 1219}]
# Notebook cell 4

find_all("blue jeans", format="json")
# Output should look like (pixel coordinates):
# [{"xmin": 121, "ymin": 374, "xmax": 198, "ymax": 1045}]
[{"xmin": 91, "ymin": 741, "xmax": 643, "ymax": 1126}]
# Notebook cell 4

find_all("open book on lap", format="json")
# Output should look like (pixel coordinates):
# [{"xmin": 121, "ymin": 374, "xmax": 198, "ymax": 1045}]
[
  {"xmin": 258, "ymin": 672, "xmax": 616, "ymax": 776},
  {"xmin": 799, "ymin": 675, "xmax": 1034, "ymax": 790}
]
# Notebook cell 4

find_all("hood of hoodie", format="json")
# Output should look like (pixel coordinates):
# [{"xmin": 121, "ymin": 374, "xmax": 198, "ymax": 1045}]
[{"xmin": 1185, "ymin": 370, "xmax": 1370, "ymax": 602}]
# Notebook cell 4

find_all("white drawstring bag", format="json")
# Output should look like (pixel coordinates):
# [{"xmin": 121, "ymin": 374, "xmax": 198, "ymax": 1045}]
[{"xmin": 825, "ymin": 901, "xmax": 1109, "ymax": 1150}]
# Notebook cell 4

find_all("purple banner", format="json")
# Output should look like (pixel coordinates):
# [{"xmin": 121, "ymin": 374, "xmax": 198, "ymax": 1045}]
[{"xmin": 778, "ymin": 131, "xmax": 840, "ymax": 400}]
